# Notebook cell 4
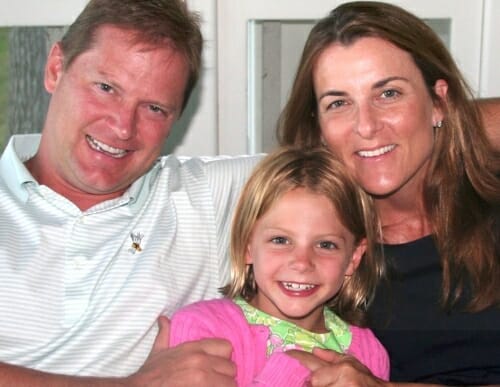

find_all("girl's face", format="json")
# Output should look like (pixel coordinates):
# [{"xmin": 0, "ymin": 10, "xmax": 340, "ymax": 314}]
[
  {"xmin": 246, "ymin": 187, "xmax": 365, "ymax": 332},
  {"xmin": 313, "ymin": 37, "xmax": 446, "ymax": 199}
]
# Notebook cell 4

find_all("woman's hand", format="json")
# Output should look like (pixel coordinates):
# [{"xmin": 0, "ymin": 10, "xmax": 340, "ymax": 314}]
[{"xmin": 286, "ymin": 348, "xmax": 388, "ymax": 387}]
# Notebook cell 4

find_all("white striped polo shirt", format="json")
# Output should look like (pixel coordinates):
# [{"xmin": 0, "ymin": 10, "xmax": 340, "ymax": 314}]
[{"xmin": 0, "ymin": 134, "xmax": 262, "ymax": 377}]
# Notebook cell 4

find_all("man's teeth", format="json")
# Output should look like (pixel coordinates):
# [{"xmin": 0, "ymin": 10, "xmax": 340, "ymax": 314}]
[
  {"xmin": 357, "ymin": 144, "xmax": 395, "ymax": 158},
  {"xmin": 282, "ymin": 282, "xmax": 316, "ymax": 291},
  {"xmin": 87, "ymin": 135, "xmax": 127, "ymax": 158}
]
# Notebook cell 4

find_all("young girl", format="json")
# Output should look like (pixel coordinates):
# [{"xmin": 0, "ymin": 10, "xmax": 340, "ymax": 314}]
[{"xmin": 169, "ymin": 147, "xmax": 389, "ymax": 386}]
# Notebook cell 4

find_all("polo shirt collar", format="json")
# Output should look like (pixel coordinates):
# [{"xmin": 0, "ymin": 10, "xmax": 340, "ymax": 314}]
[{"xmin": 0, "ymin": 134, "xmax": 39, "ymax": 202}]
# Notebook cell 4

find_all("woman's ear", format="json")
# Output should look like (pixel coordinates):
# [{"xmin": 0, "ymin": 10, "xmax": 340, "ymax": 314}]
[
  {"xmin": 44, "ymin": 42, "xmax": 65, "ymax": 93},
  {"xmin": 432, "ymin": 79, "xmax": 448, "ymax": 123},
  {"xmin": 434, "ymin": 79, "xmax": 448, "ymax": 99},
  {"xmin": 345, "ymin": 238, "xmax": 367, "ymax": 276}
]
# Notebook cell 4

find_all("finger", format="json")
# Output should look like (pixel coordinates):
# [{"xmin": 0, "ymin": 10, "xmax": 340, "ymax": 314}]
[
  {"xmin": 196, "ymin": 337, "xmax": 234, "ymax": 358},
  {"xmin": 311, "ymin": 347, "xmax": 343, "ymax": 362},
  {"xmin": 209, "ymin": 353, "xmax": 237, "ymax": 378},
  {"xmin": 150, "ymin": 315, "xmax": 171, "ymax": 355},
  {"xmin": 180, "ymin": 339, "xmax": 236, "ymax": 378},
  {"xmin": 285, "ymin": 350, "xmax": 328, "ymax": 371},
  {"xmin": 309, "ymin": 355, "xmax": 377, "ymax": 387}
]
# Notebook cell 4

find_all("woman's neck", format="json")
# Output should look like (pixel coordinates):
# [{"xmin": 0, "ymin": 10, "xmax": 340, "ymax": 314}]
[{"xmin": 375, "ymin": 196, "xmax": 432, "ymax": 244}]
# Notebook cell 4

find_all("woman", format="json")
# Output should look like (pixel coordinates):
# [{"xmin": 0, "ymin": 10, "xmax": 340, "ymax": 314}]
[{"xmin": 277, "ymin": 1, "xmax": 500, "ymax": 386}]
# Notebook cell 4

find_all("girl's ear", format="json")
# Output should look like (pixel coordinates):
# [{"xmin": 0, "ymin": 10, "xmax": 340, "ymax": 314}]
[
  {"xmin": 345, "ymin": 238, "xmax": 366, "ymax": 276},
  {"xmin": 245, "ymin": 245, "xmax": 253, "ymax": 264},
  {"xmin": 45, "ymin": 42, "xmax": 65, "ymax": 93}
]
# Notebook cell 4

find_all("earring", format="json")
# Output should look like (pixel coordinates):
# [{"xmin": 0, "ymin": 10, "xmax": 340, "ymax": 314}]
[{"xmin": 433, "ymin": 120, "xmax": 443, "ymax": 129}]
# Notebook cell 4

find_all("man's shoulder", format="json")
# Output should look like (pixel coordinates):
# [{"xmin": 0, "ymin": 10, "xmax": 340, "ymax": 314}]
[
  {"xmin": 160, "ymin": 153, "xmax": 263, "ymax": 170},
  {"xmin": 156, "ymin": 153, "xmax": 263, "ymax": 186}
]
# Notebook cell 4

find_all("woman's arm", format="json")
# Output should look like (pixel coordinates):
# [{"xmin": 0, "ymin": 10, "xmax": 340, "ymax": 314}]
[
  {"xmin": 286, "ymin": 349, "xmax": 445, "ymax": 387},
  {"xmin": 478, "ymin": 97, "xmax": 500, "ymax": 148}
]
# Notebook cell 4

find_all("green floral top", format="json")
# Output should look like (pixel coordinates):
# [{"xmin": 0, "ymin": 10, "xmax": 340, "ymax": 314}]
[{"xmin": 234, "ymin": 297, "xmax": 352, "ymax": 356}]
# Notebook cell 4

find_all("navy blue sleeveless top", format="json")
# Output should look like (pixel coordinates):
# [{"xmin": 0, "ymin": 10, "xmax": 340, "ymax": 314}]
[{"xmin": 368, "ymin": 235, "xmax": 500, "ymax": 385}]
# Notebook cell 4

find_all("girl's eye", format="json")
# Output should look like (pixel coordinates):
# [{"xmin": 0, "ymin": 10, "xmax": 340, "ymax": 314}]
[
  {"xmin": 271, "ymin": 236, "xmax": 289, "ymax": 245},
  {"xmin": 318, "ymin": 241, "xmax": 337, "ymax": 250}
]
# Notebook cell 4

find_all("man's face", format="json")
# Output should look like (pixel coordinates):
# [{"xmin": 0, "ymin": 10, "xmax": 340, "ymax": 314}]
[{"xmin": 37, "ymin": 25, "xmax": 189, "ymax": 208}]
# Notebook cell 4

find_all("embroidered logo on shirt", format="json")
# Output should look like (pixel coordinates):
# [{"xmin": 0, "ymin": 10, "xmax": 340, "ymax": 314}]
[{"xmin": 129, "ymin": 232, "xmax": 144, "ymax": 253}]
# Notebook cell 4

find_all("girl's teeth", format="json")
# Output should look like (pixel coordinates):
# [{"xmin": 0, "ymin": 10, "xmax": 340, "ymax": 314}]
[{"xmin": 282, "ymin": 282, "xmax": 315, "ymax": 291}]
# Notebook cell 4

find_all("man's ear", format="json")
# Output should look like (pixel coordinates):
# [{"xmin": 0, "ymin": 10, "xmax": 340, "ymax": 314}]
[
  {"xmin": 345, "ymin": 238, "xmax": 366, "ymax": 276},
  {"xmin": 44, "ymin": 42, "xmax": 65, "ymax": 93}
]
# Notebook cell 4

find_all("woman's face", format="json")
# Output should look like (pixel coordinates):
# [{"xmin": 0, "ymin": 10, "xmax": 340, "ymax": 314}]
[{"xmin": 313, "ymin": 37, "xmax": 446, "ymax": 198}]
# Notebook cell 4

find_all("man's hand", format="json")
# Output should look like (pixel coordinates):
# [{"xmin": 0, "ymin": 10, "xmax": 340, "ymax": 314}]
[{"xmin": 126, "ymin": 316, "xmax": 237, "ymax": 387}]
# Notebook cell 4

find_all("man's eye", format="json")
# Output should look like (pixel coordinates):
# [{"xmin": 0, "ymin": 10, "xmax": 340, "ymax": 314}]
[
  {"xmin": 149, "ymin": 105, "xmax": 166, "ymax": 115},
  {"xmin": 98, "ymin": 83, "xmax": 113, "ymax": 93},
  {"xmin": 381, "ymin": 89, "xmax": 399, "ymax": 98},
  {"xmin": 271, "ymin": 236, "xmax": 288, "ymax": 245}
]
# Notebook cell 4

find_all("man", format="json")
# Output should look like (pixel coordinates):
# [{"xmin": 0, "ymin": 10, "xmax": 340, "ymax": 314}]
[{"xmin": 0, "ymin": 0, "xmax": 259, "ymax": 385}]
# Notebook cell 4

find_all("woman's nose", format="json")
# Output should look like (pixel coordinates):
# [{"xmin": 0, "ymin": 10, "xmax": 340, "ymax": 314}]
[{"xmin": 354, "ymin": 103, "xmax": 381, "ymax": 139}]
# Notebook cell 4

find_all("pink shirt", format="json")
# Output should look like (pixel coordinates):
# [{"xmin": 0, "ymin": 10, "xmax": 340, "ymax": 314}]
[{"xmin": 169, "ymin": 299, "xmax": 389, "ymax": 386}]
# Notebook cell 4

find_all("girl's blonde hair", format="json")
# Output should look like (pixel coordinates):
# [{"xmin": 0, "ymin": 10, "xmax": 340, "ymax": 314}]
[{"xmin": 223, "ymin": 146, "xmax": 384, "ymax": 325}]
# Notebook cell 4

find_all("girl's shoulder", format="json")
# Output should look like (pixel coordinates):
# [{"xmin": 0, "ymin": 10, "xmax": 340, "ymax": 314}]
[{"xmin": 348, "ymin": 325, "xmax": 390, "ymax": 380}]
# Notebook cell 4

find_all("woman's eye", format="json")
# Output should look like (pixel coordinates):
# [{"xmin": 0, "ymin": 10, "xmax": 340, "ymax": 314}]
[
  {"xmin": 327, "ymin": 99, "xmax": 346, "ymax": 110},
  {"xmin": 271, "ymin": 236, "xmax": 288, "ymax": 245}
]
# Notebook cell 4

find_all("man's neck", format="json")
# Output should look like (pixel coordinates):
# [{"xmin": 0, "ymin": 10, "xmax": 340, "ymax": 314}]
[{"xmin": 24, "ymin": 157, "xmax": 125, "ymax": 212}]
